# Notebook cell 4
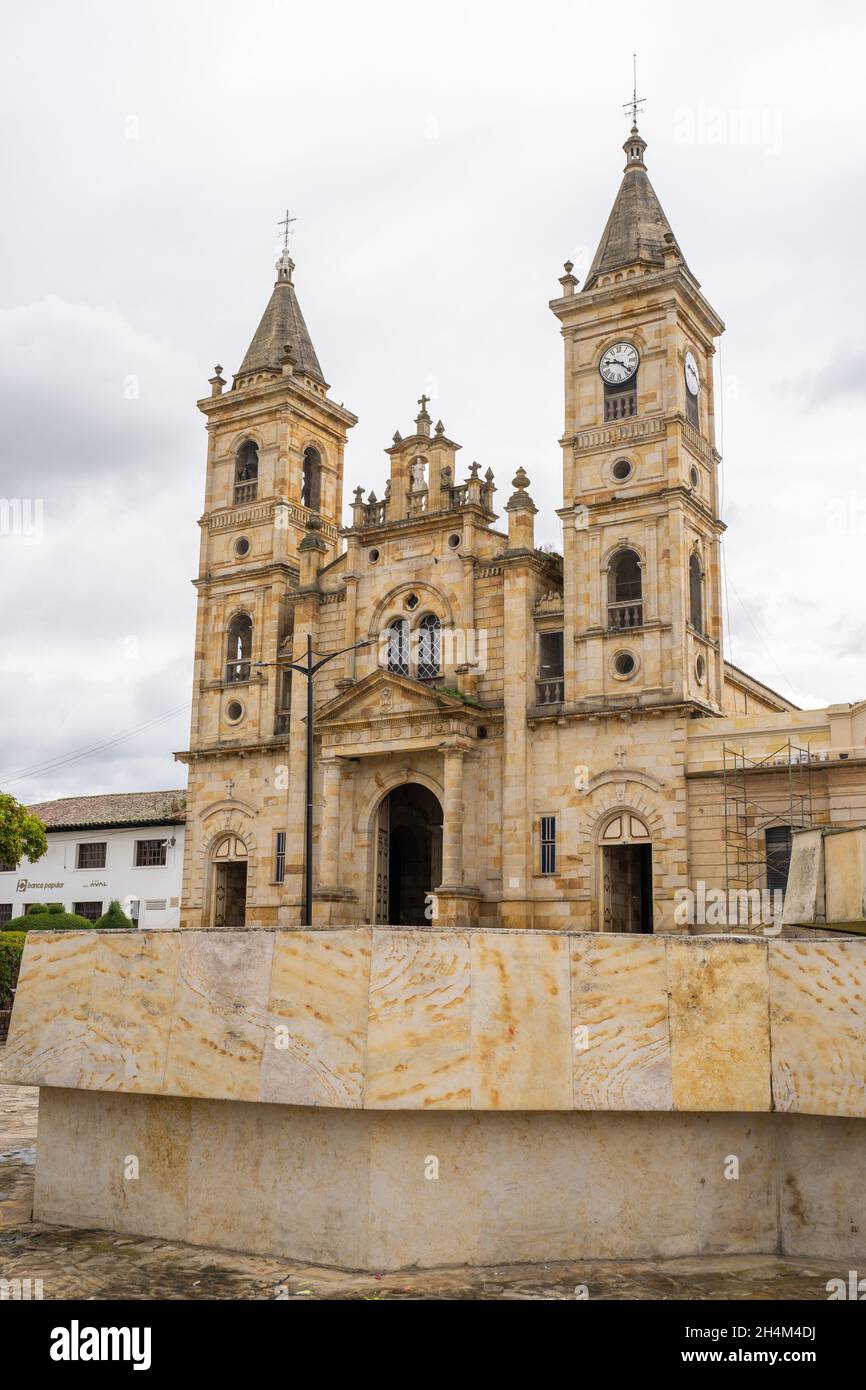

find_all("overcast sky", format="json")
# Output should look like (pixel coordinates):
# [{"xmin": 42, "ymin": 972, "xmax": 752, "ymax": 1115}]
[{"xmin": 1, "ymin": 0, "xmax": 864, "ymax": 805}]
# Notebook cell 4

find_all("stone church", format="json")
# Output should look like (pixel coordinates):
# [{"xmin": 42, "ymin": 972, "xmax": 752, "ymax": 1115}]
[{"xmin": 176, "ymin": 122, "xmax": 866, "ymax": 933}]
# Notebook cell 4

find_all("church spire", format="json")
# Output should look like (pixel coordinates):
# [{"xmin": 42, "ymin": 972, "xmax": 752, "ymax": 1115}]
[
  {"xmin": 237, "ymin": 245, "xmax": 325, "ymax": 384},
  {"xmin": 583, "ymin": 66, "xmax": 690, "ymax": 293}
]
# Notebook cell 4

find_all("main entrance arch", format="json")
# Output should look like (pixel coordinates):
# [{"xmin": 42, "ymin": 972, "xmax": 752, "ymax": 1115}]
[{"xmin": 374, "ymin": 783, "xmax": 443, "ymax": 925}]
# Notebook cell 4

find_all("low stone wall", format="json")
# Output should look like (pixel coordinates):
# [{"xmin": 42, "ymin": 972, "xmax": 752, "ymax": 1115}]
[
  {"xmin": 3, "ymin": 926, "xmax": 865, "ymax": 1268},
  {"xmin": 3, "ymin": 928, "xmax": 866, "ymax": 1117},
  {"xmin": 31, "ymin": 1091, "xmax": 866, "ymax": 1268}
]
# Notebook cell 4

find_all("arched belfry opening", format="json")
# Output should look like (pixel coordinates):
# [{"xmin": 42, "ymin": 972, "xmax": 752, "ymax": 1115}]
[
  {"xmin": 600, "ymin": 813, "xmax": 653, "ymax": 934},
  {"xmin": 374, "ymin": 783, "xmax": 443, "ymax": 925},
  {"xmin": 301, "ymin": 445, "xmax": 322, "ymax": 511},
  {"xmin": 210, "ymin": 834, "xmax": 248, "ymax": 929}
]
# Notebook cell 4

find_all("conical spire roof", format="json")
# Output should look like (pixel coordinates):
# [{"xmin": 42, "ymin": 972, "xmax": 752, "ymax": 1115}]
[
  {"xmin": 238, "ymin": 249, "xmax": 325, "ymax": 382},
  {"xmin": 583, "ymin": 126, "xmax": 688, "ymax": 291}
]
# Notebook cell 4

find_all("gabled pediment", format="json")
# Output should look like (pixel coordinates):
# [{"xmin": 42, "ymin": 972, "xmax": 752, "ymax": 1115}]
[{"xmin": 317, "ymin": 670, "xmax": 477, "ymax": 727}]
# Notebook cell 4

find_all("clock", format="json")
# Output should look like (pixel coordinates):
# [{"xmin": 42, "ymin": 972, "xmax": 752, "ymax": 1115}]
[
  {"xmin": 599, "ymin": 342, "xmax": 639, "ymax": 385},
  {"xmin": 684, "ymin": 350, "xmax": 700, "ymax": 397}
]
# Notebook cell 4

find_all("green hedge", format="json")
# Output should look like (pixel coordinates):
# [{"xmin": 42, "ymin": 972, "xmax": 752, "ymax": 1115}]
[
  {"xmin": 0, "ymin": 931, "xmax": 27, "ymax": 1008},
  {"xmin": 4, "ymin": 902, "xmax": 92, "ymax": 932}
]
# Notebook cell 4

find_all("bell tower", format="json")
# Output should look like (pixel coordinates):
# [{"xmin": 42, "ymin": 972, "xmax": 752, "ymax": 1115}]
[
  {"xmin": 177, "ymin": 245, "xmax": 357, "ymax": 928},
  {"xmin": 551, "ymin": 122, "xmax": 726, "ymax": 716}
]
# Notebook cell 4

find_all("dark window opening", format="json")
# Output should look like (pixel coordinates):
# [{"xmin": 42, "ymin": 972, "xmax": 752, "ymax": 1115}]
[
  {"xmin": 135, "ymin": 839, "xmax": 167, "ymax": 868},
  {"xmin": 689, "ymin": 553, "xmax": 704, "ymax": 634},
  {"xmin": 537, "ymin": 631, "xmax": 564, "ymax": 704},
  {"xmin": 766, "ymin": 826, "xmax": 793, "ymax": 894},
  {"xmin": 386, "ymin": 619, "xmax": 410, "ymax": 676},
  {"xmin": 274, "ymin": 831, "xmax": 286, "ymax": 884},
  {"xmin": 417, "ymin": 615, "xmax": 441, "ymax": 680},
  {"xmin": 234, "ymin": 440, "xmax": 259, "ymax": 505},
  {"xmin": 604, "ymin": 378, "xmax": 637, "ymax": 422},
  {"xmin": 226, "ymin": 612, "xmax": 253, "ymax": 683},
  {"xmin": 301, "ymin": 446, "xmax": 322, "ymax": 511},
  {"xmin": 73, "ymin": 901, "xmax": 103, "ymax": 922},
  {"xmin": 608, "ymin": 549, "xmax": 643, "ymax": 628},
  {"xmin": 686, "ymin": 391, "xmax": 699, "ymax": 429},
  {"xmin": 76, "ymin": 842, "xmax": 107, "ymax": 870},
  {"xmin": 540, "ymin": 815, "xmax": 557, "ymax": 875}
]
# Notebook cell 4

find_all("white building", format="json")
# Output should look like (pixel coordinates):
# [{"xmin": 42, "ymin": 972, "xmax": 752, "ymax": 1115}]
[{"xmin": 0, "ymin": 791, "xmax": 186, "ymax": 930}]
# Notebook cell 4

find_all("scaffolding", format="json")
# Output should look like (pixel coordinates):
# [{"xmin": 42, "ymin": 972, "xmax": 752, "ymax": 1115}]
[{"xmin": 722, "ymin": 740, "xmax": 815, "ymax": 894}]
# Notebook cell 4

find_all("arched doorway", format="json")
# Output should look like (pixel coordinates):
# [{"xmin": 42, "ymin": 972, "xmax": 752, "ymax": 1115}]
[
  {"xmin": 374, "ymin": 784, "xmax": 443, "ymax": 925},
  {"xmin": 600, "ymin": 813, "xmax": 653, "ymax": 933},
  {"xmin": 210, "ymin": 834, "xmax": 248, "ymax": 929}
]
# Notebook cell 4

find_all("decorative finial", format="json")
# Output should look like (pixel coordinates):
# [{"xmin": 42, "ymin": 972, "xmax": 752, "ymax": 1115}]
[
  {"xmin": 353, "ymin": 486, "xmax": 365, "ymax": 505},
  {"xmin": 209, "ymin": 364, "xmax": 226, "ymax": 396},
  {"xmin": 417, "ymin": 393, "xmax": 431, "ymax": 416},
  {"xmin": 511, "ymin": 466, "xmax": 530, "ymax": 493},
  {"xmin": 435, "ymin": 419, "xmax": 444, "ymax": 435},
  {"xmin": 275, "ymin": 248, "xmax": 295, "ymax": 283},
  {"xmin": 393, "ymin": 430, "xmax": 403, "ymax": 444},
  {"xmin": 469, "ymin": 461, "xmax": 481, "ymax": 480}
]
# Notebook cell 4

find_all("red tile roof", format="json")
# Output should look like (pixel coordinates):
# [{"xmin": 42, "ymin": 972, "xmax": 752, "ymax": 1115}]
[{"xmin": 27, "ymin": 790, "xmax": 187, "ymax": 830}]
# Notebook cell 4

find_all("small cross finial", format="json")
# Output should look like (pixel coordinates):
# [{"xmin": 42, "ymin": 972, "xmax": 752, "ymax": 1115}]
[
  {"xmin": 278, "ymin": 208, "xmax": 296, "ymax": 250},
  {"xmin": 622, "ymin": 52, "xmax": 646, "ymax": 128},
  {"xmin": 417, "ymin": 393, "xmax": 430, "ymax": 414}
]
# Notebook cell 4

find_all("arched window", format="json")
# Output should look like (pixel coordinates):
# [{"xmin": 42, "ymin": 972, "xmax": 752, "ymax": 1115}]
[
  {"xmin": 608, "ymin": 549, "xmax": 643, "ymax": 629},
  {"xmin": 234, "ymin": 441, "xmax": 258, "ymax": 505},
  {"xmin": 301, "ymin": 446, "xmax": 322, "ymax": 511},
  {"xmin": 417, "ymin": 614, "xmax": 441, "ymax": 680},
  {"xmin": 226, "ymin": 612, "xmax": 252, "ymax": 682},
  {"xmin": 689, "ymin": 552, "xmax": 704, "ymax": 633},
  {"xmin": 386, "ymin": 619, "xmax": 410, "ymax": 676}
]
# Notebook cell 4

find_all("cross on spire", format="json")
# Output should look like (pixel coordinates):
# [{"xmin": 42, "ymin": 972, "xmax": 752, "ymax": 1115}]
[
  {"xmin": 417, "ymin": 393, "xmax": 430, "ymax": 414},
  {"xmin": 622, "ymin": 52, "xmax": 646, "ymax": 128},
  {"xmin": 277, "ymin": 209, "xmax": 296, "ymax": 250}
]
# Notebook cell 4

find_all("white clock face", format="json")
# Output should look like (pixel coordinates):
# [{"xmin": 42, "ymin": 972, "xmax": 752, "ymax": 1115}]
[
  {"xmin": 599, "ymin": 342, "xmax": 639, "ymax": 385},
  {"xmin": 684, "ymin": 350, "xmax": 700, "ymax": 397}
]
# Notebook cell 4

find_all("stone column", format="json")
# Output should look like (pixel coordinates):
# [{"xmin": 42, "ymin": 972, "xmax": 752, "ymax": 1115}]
[
  {"xmin": 318, "ymin": 759, "xmax": 343, "ymax": 889},
  {"xmin": 439, "ymin": 746, "xmax": 465, "ymax": 889}
]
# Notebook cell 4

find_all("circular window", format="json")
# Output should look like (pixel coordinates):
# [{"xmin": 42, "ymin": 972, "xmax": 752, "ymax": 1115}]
[
  {"xmin": 368, "ymin": 548, "xmax": 380, "ymax": 564},
  {"xmin": 695, "ymin": 655, "xmax": 706, "ymax": 684},
  {"xmin": 406, "ymin": 594, "xmax": 419, "ymax": 611},
  {"xmin": 689, "ymin": 465, "xmax": 700, "ymax": 489},
  {"xmin": 234, "ymin": 536, "xmax": 251, "ymax": 557},
  {"xmin": 611, "ymin": 458, "xmax": 633, "ymax": 482},
  {"xmin": 447, "ymin": 533, "xmax": 461, "ymax": 550},
  {"xmin": 613, "ymin": 650, "xmax": 637, "ymax": 679},
  {"xmin": 226, "ymin": 700, "xmax": 244, "ymax": 722}
]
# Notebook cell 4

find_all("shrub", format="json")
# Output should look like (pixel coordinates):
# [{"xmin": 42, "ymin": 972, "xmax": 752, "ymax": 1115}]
[
  {"xmin": 94, "ymin": 899, "xmax": 135, "ymax": 930},
  {"xmin": 4, "ymin": 910, "xmax": 92, "ymax": 932},
  {"xmin": 0, "ymin": 931, "xmax": 27, "ymax": 1007}
]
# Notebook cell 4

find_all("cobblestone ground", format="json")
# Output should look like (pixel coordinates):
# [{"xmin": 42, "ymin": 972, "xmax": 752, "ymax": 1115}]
[{"xmin": 0, "ymin": 1075, "xmax": 840, "ymax": 1301}]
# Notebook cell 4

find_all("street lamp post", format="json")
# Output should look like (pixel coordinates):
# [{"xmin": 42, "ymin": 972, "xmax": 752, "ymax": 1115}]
[{"xmin": 255, "ymin": 635, "xmax": 374, "ymax": 927}]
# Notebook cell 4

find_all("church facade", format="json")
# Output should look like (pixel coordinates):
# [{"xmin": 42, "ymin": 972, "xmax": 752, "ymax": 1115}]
[{"xmin": 176, "ymin": 124, "xmax": 866, "ymax": 934}]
